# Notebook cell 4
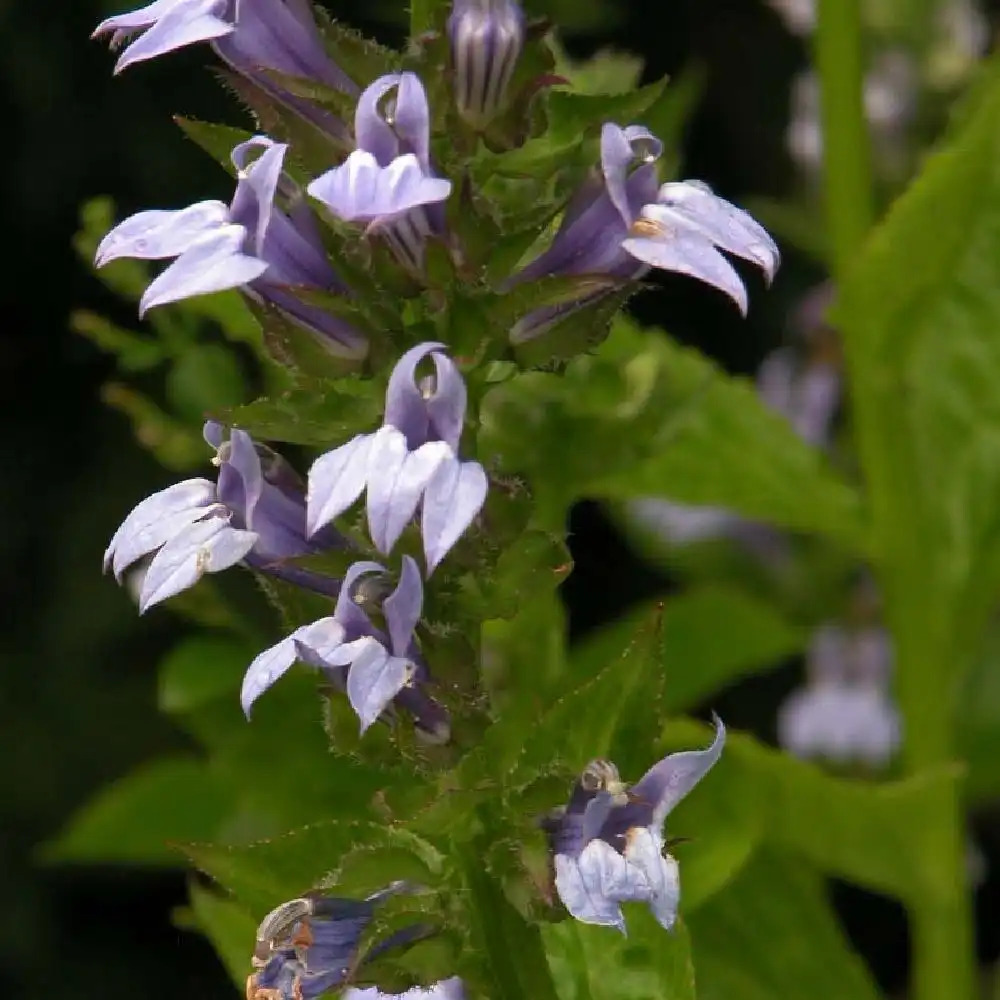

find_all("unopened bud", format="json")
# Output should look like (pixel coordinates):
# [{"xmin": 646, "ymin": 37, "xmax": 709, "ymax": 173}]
[{"xmin": 448, "ymin": 0, "xmax": 525, "ymax": 127}]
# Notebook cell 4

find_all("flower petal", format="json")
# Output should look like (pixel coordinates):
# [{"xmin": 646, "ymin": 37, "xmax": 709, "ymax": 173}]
[
  {"xmin": 393, "ymin": 71, "xmax": 432, "ymax": 171},
  {"xmin": 382, "ymin": 554, "xmax": 423, "ymax": 657},
  {"xmin": 622, "ymin": 223, "xmax": 749, "ymax": 316},
  {"xmin": 426, "ymin": 351, "xmax": 468, "ymax": 452},
  {"xmin": 555, "ymin": 840, "xmax": 647, "ymax": 932},
  {"xmin": 345, "ymin": 639, "xmax": 411, "ymax": 732},
  {"xmin": 306, "ymin": 433, "xmax": 374, "ymax": 536},
  {"xmin": 629, "ymin": 714, "xmax": 726, "ymax": 831},
  {"xmin": 366, "ymin": 428, "xmax": 451, "ymax": 555},
  {"xmin": 138, "ymin": 515, "xmax": 257, "ymax": 612},
  {"xmin": 655, "ymin": 181, "xmax": 780, "ymax": 281},
  {"xmin": 383, "ymin": 341, "xmax": 445, "ymax": 447},
  {"xmin": 334, "ymin": 560, "xmax": 388, "ymax": 638},
  {"xmin": 355, "ymin": 74, "xmax": 404, "ymax": 165},
  {"xmin": 109, "ymin": 0, "xmax": 233, "ymax": 73},
  {"xmin": 95, "ymin": 201, "xmax": 230, "ymax": 266},
  {"xmin": 241, "ymin": 616, "xmax": 345, "ymax": 716},
  {"xmin": 623, "ymin": 827, "xmax": 681, "ymax": 930},
  {"xmin": 599, "ymin": 123, "xmax": 661, "ymax": 228},
  {"xmin": 421, "ymin": 456, "xmax": 488, "ymax": 573},
  {"xmin": 104, "ymin": 478, "xmax": 217, "ymax": 577},
  {"xmin": 228, "ymin": 138, "xmax": 288, "ymax": 258},
  {"xmin": 139, "ymin": 226, "xmax": 268, "ymax": 315}
]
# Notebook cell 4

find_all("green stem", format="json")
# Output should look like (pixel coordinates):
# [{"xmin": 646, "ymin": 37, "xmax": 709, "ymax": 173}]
[
  {"xmin": 820, "ymin": 5, "xmax": 976, "ymax": 998},
  {"xmin": 815, "ymin": 0, "xmax": 874, "ymax": 280}
]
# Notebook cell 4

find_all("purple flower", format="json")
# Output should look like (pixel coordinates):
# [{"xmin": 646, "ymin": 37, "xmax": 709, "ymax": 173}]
[
  {"xmin": 248, "ymin": 884, "xmax": 419, "ymax": 1000},
  {"xmin": 447, "ymin": 0, "xmax": 525, "ymax": 126},
  {"xmin": 93, "ymin": 0, "xmax": 355, "ymax": 92},
  {"xmin": 344, "ymin": 978, "xmax": 466, "ymax": 1000},
  {"xmin": 307, "ymin": 342, "xmax": 487, "ymax": 573},
  {"xmin": 546, "ymin": 717, "xmax": 725, "ymax": 933},
  {"xmin": 757, "ymin": 347, "xmax": 840, "ymax": 448},
  {"xmin": 308, "ymin": 74, "xmax": 452, "ymax": 273},
  {"xmin": 507, "ymin": 123, "xmax": 662, "ymax": 341},
  {"xmin": 241, "ymin": 556, "xmax": 449, "ymax": 738},
  {"xmin": 104, "ymin": 421, "xmax": 343, "ymax": 612},
  {"xmin": 778, "ymin": 625, "xmax": 900, "ymax": 767},
  {"xmin": 96, "ymin": 137, "xmax": 366, "ymax": 358},
  {"xmin": 623, "ymin": 179, "xmax": 780, "ymax": 316}
]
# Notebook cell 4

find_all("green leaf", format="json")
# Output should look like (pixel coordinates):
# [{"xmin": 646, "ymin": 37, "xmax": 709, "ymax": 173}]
[
  {"xmin": 185, "ymin": 882, "xmax": 256, "ymax": 990},
  {"xmin": 546, "ymin": 78, "xmax": 669, "ymax": 141},
  {"xmin": 571, "ymin": 584, "xmax": 805, "ymax": 714},
  {"xmin": 158, "ymin": 634, "xmax": 258, "ymax": 716},
  {"xmin": 71, "ymin": 310, "xmax": 164, "ymax": 372},
  {"xmin": 662, "ymin": 720, "xmax": 959, "ymax": 905},
  {"xmin": 166, "ymin": 342, "xmax": 247, "ymax": 420},
  {"xmin": 217, "ymin": 377, "xmax": 383, "ymax": 447},
  {"xmin": 314, "ymin": 11, "xmax": 400, "ymax": 83},
  {"xmin": 185, "ymin": 820, "xmax": 444, "ymax": 916},
  {"xmin": 689, "ymin": 851, "xmax": 882, "ymax": 1000},
  {"xmin": 835, "ymin": 56, "xmax": 1000, "ymax": 761},
  {"xmin": 42, "ymin": 758, "xmax": 236, "ymax": 866},
  {"xmin": 590, "ymin": 318, "xmax": 868, "ymax": 550},
  {"xmin": 174, "ymin": 117, "xmax": 253, "ymax": 174},
  {"xmin": 548, "ymin": 41, "xmax": 644, "ymax": 96},
  {"xmin": 544, "ymin": 914, "xmax": 696, "ymax": 1000}
]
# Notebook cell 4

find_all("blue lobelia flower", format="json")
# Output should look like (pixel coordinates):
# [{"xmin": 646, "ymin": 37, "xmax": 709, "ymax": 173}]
[
  {"xmin": 509, "ymin": 122, "xmax": 779, "ymax": 340},
  {"xmin": 447, "ymin": 0, "xmax": 525, "ymax": 127},
  {"xmin": 307, "ymin": 73, "xmax": 452, "ymax": 273},
  {"xmin": 307, "ymin": 342, "xmax": 487, "ymax": 573},
  {"xmin": 777, "ymin": 625, "xmax": 900, "ymax": 767},
  {"xmin": 240, "ymin": 556, "xmax": 450, "ymax": 739},
  {"xmin": 248, "ymin": 884, "xmax": 426, "ymax": 1000},
  {"xmin": 92, "ymin": 0, "xmax": 355, "ymax": 91},
  {"xmin": 96, "ymin": 136, "xmax": 367, "ymax": 359},
  {"xmin": 623, "ymin": 179, "xmax": 781, "ymax": 316},
  {"xmin": 105, "ymin": 422, "xmax": 345, "ymax": 612},
  {"xmin": 343, "ymin": 978, "xmax": 467, "ymax": 1000},
  {"xmin": 546, "ymin": 716, "xmax": 725, "ymax": 933}
]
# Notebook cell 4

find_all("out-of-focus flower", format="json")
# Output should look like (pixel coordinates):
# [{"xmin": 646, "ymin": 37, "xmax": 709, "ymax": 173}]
[
  {"xmin": 343, "ymin": 978, "xmax": 466, "ymax": 1000},
  {"xmin": 447, "ymin": 0, "xmax": 525, "ymax": 126},
  {"xmin": 788, "ymin": 52, "xmax": 917, "ymax": 181},
  {"xmin": 545, "ymin": 717, "xmax": 725, "ymax": 932},
  {"xmin": 96, "ymin": 137, "xmax": 367, "ymax": 358},
  {"xmin": 778, "ymin": 625, "xmax": 901, "ymax": 767},
  {"xmin": 105, "ymin": 422, "xmax": 344, "ymax": 611},
  {"xmin": 308, "ymin": 73, "xmax": 452, "ymax": 273},
  {"xmin": 307, "ymin": 343, "xmax": 488, "ymax": 572},
  {"xmin": 765, "ymin": 0, "xmax": 816, "ymax": 36},
  {"xmin": 248, "ymin": 884, "xmax": 422, "ymax": 1000},
  {"xmin": 241, "ymin": 556, "xmax": 449, "ymax": 738}
]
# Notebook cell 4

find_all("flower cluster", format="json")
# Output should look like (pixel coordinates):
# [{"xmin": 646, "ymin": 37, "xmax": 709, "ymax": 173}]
[{"xmin": 95, "ymin": 0, "xmax": 769, "ymax": 987}]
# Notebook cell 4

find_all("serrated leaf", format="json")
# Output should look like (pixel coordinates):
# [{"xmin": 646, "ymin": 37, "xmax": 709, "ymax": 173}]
[
  {"xmin": 571, "ymin": 584, "xmax": 805, "ymax": 714},
  {"xmin": 43, "ymin": 758, "xmax": 236, "ymax": 866},
  {"xmin": 175, "ymin": 117, "xmax": 253, "ymax": 174},
  {"xmin": 315, "ymin": 12, "xmax": 400, "ymax": 84},
  {"xmin": 590, "ymin": 319, "xmax": 868, "ymax": 550},
  {"xmin": 185, "ymin": 882, "xmax": 257, "ymax": 989},
  {"xmin": 546, "ymin": 77, "xmax": 669, "ymax": 141},
  {"xmin": 217, "ymin": 377, "xmax": 383, "ymax": 447},
  {"xmin": 689, "ymin": 851, "xmax": 882, "ymax": 1000},
  {"xmin": 507, "ymin": 603, "xmax": 666, "ymax": 783},
  {"xmin": 543, "ymin": 913, "xmax": 696, "ymax": 1000},
  {"xmin": 186, "ymin": 821, "xmax": 444, "ymax": 916}
]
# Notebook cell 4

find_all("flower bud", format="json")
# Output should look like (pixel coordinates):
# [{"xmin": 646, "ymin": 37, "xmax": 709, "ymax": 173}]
[{"xmin": 447, "ymin": 0, "xmax": 525, "ymax": 127}]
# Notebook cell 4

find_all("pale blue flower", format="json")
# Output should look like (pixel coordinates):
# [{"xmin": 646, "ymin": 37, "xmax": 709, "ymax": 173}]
[
  {"xmin": 96, "ymin": 137, "xmax": 366, "ymax": 358},
  {"xmin": 307, "ymin": 342, "xmax": 487, "ymax": 573},
  {"xmin": 308, "ymin": 74, "xmax": 451, "ymax": 272},
  {"xmin": 548, "ymin": 717, "xmax": 725, "ymax": 933},
  {"xmin": 241, "ymin": 556, "xmax": 449, "ymax": 739},
  {"xmin": 105, "ymin": 422, "xmax": 344, "ymax": 611},
  {"xmin": 344, "ymin": 978, "xmax": 466, "ymax": 1000}
]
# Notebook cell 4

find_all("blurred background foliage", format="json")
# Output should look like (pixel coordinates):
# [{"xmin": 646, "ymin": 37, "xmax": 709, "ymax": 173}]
[{"xmin": 7, "ymin": 0, "xmax": 1000, "ymax": 998}]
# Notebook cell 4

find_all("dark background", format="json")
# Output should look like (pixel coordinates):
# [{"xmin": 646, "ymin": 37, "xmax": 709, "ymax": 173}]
[{"xmin": 2, "ymin": 2, "xmax": 993, "ymax": 998}]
